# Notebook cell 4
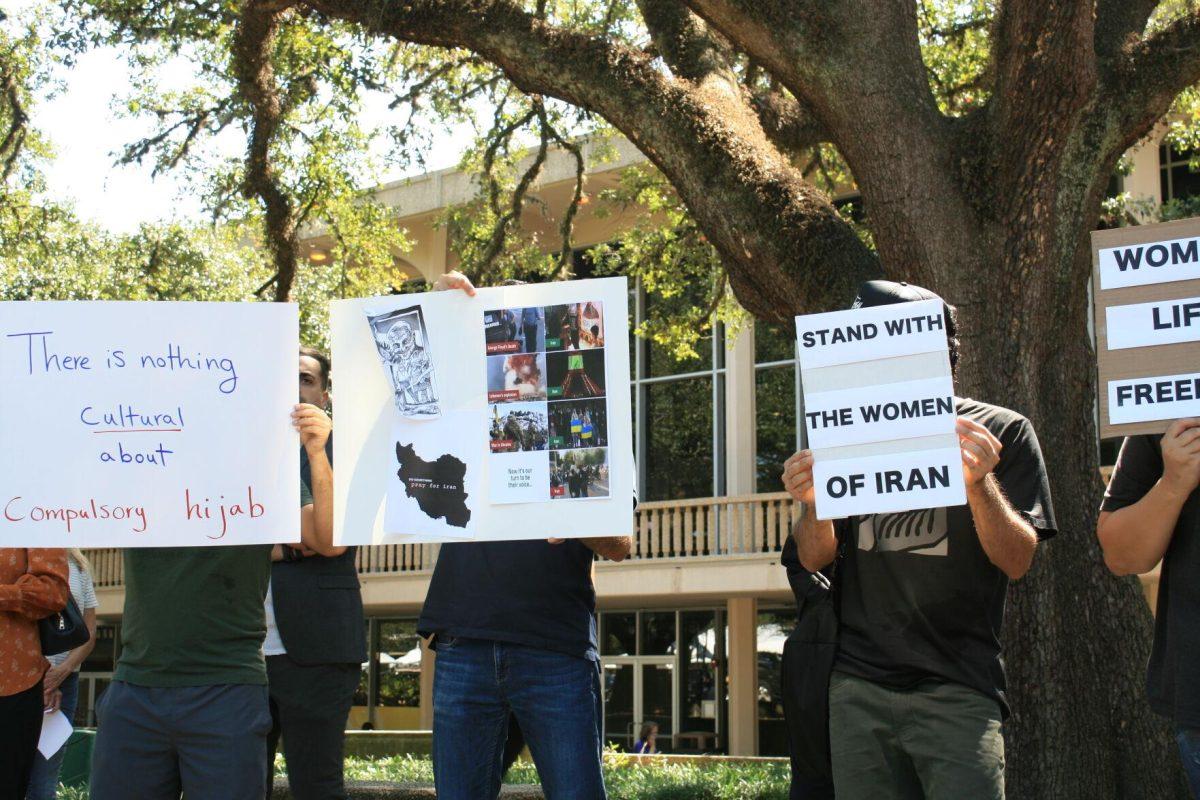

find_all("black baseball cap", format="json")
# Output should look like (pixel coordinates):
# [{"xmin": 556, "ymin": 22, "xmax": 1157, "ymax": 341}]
[{"xmin": 851, "ymin": 279, "xmax": 955, "ymax": 329}]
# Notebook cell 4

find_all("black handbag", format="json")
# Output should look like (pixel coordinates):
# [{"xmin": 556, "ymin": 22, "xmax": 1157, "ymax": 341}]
[
  {"xmin": 39, "ymin": 594, "xmax": 90, "ymax": 656},
  {"xmin": 780, "ymin": 535, "xmax": 841, "ymax": 799}
]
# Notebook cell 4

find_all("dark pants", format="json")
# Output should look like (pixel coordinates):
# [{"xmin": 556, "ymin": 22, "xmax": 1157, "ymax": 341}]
[
  {"xmin": 432, "ymin": 638, "xmax": 605, "ymax": 800},
  {"xmin": 27, "ymin": 672, "xmax": 80, "ymax": 800},
  {"xmin": 1178, "ymin": 728, "xmax": 1200, "ymax": 799},
  {"xmin": 0, "ymin": 681, "xmax": 44, "ymax": 800},
  {"xmin": 829, "ymin": 671, "xmax": 1004, "ymax": 800},
  {"xmin": 523, "ymin": 325, "xmax": 539, "ymax": 353},
  {"xmin": 90, "ymin": 680, "xmax": 271, "ymax": 800},
  {"xmin": 266, "ymin": 655, "xmax": 360, "ymax": 800}
]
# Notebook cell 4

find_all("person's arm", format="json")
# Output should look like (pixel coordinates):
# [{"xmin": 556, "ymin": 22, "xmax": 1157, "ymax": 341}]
[
  {"xmin": 582, "ymin": 537, "xmax": 632, "ymax": 562},
  {"xmin": 957, "ymin": 417, "xmax": 1038, "ymax": 579},
  {"xmin": 294, "ymin": 404, "xmax": 343, "ymax": 557},
  {"xmin": 782, "ymin": 450, "xmax": 838, "ymax": 572},
  {"xmin": 0, "ymin": 549, "xmax": 68, "ymax": 620},
  {"xmin": 1099, "ymin": 420, "xmax": 1200, "ymax": 575},
  {"xmin": 44, "ymin": 607, "xmax": 98, "ymax": 691}
]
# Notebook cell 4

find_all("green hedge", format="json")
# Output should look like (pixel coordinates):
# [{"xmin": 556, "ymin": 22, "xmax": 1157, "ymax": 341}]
[{"xmin": 59, "ymin": 753, "xmax": 791, "ymax": 800}]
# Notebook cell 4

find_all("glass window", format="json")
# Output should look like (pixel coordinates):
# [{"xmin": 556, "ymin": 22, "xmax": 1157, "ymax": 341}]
[
  {"xmin": 640, "ymin": 611, "xmax": 677, "ymax": 656},
  {"xmin": 679, "ymin": 610, "xmax": 721, "ymax": 751},
  {"xmin": 757, "ymin": 609, "xmax": 794, "ymax": 757},
  {"xmin": 603, "ymin": 662, "xmax": 636, "ymax": 750},
  {"xmin": 644, "ymin": 377, "xmax": 714, "ymax": 501},
  {"xmin": 601, "ymin": 612, "xmax": 637, "ymax": 656},
  {"xmin": 374, "ymin": 619, "xmax": 421, "ymax": 730},
  {"xmin": 756, "ymin": 367, "xmax": 795, "ymax": 493},
  {"xmin": 1160, "ymin": 143, "xmax": 1200, "ymax": 203},
  {"xmin": 754, "ymin": 322, "xmax": 794, "ymax": 364}
]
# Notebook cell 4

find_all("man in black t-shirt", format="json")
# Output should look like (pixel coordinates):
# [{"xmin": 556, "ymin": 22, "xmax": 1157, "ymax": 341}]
[
  {"xmin": 420, "ymin": 271, "xmax": 633, "ymax": 800},
  {"xmin": 784, "ymin": 281, "xmax": 1056, "ymax": 800},
  {"xmin": 1099, "ymin": 421, "xmax": 1200, "ymax": 797}
]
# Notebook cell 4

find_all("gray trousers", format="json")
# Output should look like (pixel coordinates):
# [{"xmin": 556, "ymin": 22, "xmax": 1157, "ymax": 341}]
[
  {"xmin": 829, "ymin": 671, "xmax": 1005, "ymax": 800},
  {"xmin": 90, "ymin": 680, "xmax": 271, "ymax": 800}
]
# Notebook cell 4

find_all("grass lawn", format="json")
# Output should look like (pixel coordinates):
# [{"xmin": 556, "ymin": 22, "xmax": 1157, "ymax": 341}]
[{"xmin": 59, "ymin": 754, "xmax": 791, "ymax": 799}]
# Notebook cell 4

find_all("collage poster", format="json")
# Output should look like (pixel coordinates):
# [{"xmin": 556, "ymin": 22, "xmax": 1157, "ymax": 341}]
[
  {"xmin": 330, "ymin": 277, "xmax": 634, "ymax": 545},
  {"xmin": 484, "ymin": 301, "xmax": 611, "ymax": 503}
]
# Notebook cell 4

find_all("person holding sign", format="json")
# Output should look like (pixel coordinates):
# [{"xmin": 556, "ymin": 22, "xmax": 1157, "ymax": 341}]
[
  {"xmin": 1098, "ymin": 421, "xmax": 1200, "ymax": 797},
  {"xmin": 1, "ymin": 548, "xmax": 69, "ymax": 799},
  {"xmin": 89, "ymin": 403, "xmax": 336, "ymax": 800},
  {"xmin": 784, "ymin": 281, "xmax": 1056, "ymax": 800},
  {"xmin": 419, "ymin": 271, "xmax": 632, "ymax": 800},
  {"xmin": 264, "ymin": 348, "xmax": 366, "ymax": 800}
]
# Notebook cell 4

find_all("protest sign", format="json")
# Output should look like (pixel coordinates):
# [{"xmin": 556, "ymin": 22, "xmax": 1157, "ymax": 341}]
[
  {"xmin": 1093, "ymin": 217, "xmax": 1200, "ymax": 437},
  {"xmin": 330, "ymin": 278, "xmax": 634, "ymax": 545},
  {"xmin": 796, "ymin": 299, "xmax": 965, "ymax": 519},
  {"xmin": 0, "ymin": 301, "xmax": 300, "ymax": 547}
]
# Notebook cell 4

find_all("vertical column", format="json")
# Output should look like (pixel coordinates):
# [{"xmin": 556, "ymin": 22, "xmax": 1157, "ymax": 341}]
[
  {"xmin": 724, "ymin": 322, "xmax": 757, "ymax": 497},
  {"xmin": 419, "ymin": 639, "xmax": 436, "ymax": 730},
  {"xmin": 726, "ymin": 596, "xmax": 759, "ymax": 756}
]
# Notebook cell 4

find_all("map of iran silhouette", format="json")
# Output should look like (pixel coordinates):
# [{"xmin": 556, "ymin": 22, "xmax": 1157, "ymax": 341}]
[{"xmin": 395, "ymin": 443, "xmax": 471, "ymax": 528}]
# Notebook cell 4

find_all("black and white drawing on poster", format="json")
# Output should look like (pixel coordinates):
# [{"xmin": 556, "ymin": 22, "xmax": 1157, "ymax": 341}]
[
  {"xmin": 367, "ymin": 305, "xmax": 440, "ymax": 418},
  {"xmin": 550, "ymin": 448, "xmax": 610, "ymax": 499}
]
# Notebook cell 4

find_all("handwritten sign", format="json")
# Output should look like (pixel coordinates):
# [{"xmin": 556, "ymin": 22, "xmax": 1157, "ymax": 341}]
[
  {"xmin": 0, "ymin": 302, "xmax": 300, "ymax": 547},
  {"xmin": 1093, "ymin": 217, "xmax": 1200, "ymax": 436},
  {"xmin": 796, "ymin": 299, "xmax": 965, "ymax": 519}
]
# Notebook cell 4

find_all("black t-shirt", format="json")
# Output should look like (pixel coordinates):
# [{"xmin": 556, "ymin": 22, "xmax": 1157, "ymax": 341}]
[
  {"xmin": 833, "ymin": 398, "xmax": 1056, "ymax": 716},
  {"xmin": 1101, "ymin": 434, "xmax": 1200, "ymax": 728},
  {"xmin": 417, "ymin": 539, "xmax": 598, "ymax": 660}
]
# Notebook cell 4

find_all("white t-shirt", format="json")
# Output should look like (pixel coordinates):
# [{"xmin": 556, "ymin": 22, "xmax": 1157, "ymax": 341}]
[
  {"xmin": 262, "ymin": 580, "xmax": 287, "ymax": 657},
  {"xmin": 47, "ymin": 556, "xmax": 100, "ymax": 670}
]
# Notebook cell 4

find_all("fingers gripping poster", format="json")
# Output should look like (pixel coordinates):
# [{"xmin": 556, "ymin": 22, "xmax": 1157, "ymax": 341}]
[
  {"xmin": 0, "ymin": 301, "xmax": 300, "ymax": 547},
  {"xmin": 331, "ymin": 278, "xmax": 634, "ymax": 545}
]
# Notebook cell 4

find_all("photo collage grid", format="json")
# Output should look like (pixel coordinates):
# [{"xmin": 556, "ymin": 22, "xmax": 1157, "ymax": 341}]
[{"xmin": 484, "ymin": 302, "xmax": 611, "ymax": 501}]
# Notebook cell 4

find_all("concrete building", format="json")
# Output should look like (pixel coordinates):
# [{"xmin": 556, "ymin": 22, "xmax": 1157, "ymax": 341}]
[{"xmin": 79, "ymin": 131, "xmax": 1175, "ymax": 757}]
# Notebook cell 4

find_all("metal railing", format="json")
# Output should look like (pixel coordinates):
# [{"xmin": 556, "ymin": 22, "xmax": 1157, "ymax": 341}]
[{"xmin": 86, "ymin": 492, "xmax": 798, "ymax": 587}]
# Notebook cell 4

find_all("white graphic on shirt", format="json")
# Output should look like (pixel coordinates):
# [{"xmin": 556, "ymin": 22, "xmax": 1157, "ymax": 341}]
[{"xmin": 857, "ymin": 507, "xmax": 948, "ymax": 556}]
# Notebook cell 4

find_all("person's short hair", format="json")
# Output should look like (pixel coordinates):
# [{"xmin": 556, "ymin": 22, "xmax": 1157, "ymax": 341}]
[
  {"xmin": 300, "ymin": 346, "xmax": 331, "ymax": 390},
  {"xmin": 852, "ymin": 280, "xmax": 959, "ymax": 374}
]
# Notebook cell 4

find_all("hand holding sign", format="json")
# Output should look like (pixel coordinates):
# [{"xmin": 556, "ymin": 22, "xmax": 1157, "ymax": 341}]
[
  {"xmin": 782, "ymin": 450, "xmax": 816, "ymax": 505},
  {"xmin": 1160, "ymin": 418, "xmax": 1200, "ymax": 497},
  {"xmin": 292, "ymin": 403, "xmax": 331, "ymax": 455},
  {"xmin": 957, "ymin": 417, "xmax": 1002, "ymax": 486}
]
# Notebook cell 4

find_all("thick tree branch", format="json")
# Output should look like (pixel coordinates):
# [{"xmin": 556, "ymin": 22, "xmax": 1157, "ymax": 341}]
[
  {"xmin": 0, "ymin": 66, "xmax": 29, "ymax": 183},
  {"xmin": 750, "ymin": 87, "xmax": 826, "ymax": 156},
  {"xmin": 635, "ymin": 0, "xmax": 733, "ymax": 84},
  {"xmin": 1094, "ymin": 0, "xmax": 1159, "ymax": 61},
  {"xmin": 302, "ymin": 0, "xmax": 878, "ymax": 319},
  {"xmin": 1107, "ymin": 10, "xmax": 1200, "ymax": 146},
  {"xmin": 232, "ymin": 0, "xmax": 301, "ymax": 302},
  {"xmin": 989, "ymin": 0, "xmax": 1097, "ymax": 184}
]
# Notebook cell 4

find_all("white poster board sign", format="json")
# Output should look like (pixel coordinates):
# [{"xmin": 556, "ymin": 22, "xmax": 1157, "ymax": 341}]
[
  {"xmin": 0, "ymin": 302, "xmax": 300, "ymax": 547},
  {"xmin": 796, "ymin": 299, "xmax": 965, "ymax": 519},
  {"xmin": 1093, "ymin": 217, "xmax": 1200, "ymax": 436},
  {"xmin": 331, "ymin": 278, "xmax": 634, "ymax": 544}
]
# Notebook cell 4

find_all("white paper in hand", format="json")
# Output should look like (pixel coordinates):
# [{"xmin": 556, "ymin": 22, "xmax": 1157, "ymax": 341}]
[{"xmin": 38, "ymin": 710, "xmax": 73, "ymax": 758}]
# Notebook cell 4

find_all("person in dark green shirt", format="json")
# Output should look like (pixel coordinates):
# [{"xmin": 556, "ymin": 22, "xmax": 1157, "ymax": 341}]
[{"xmin": 90, "ymin": 404, "xmax": 333, "ymax": 800}]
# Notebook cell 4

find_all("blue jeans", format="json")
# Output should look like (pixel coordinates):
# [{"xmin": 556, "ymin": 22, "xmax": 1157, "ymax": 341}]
[
  {"xmin": 90, "ymin": 680, "xmax": 270, "ymax": 800},
  {"xmin": 25, "ymin": 672, "xmax": 79, "ymax": 800},
  {"xmin": 1178, "ymin": 728, "xmax": 1200, "ymax": 799},
  {"xmin": 432, "ymin": 637, "xmax": 605, "ymax": 800}
]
